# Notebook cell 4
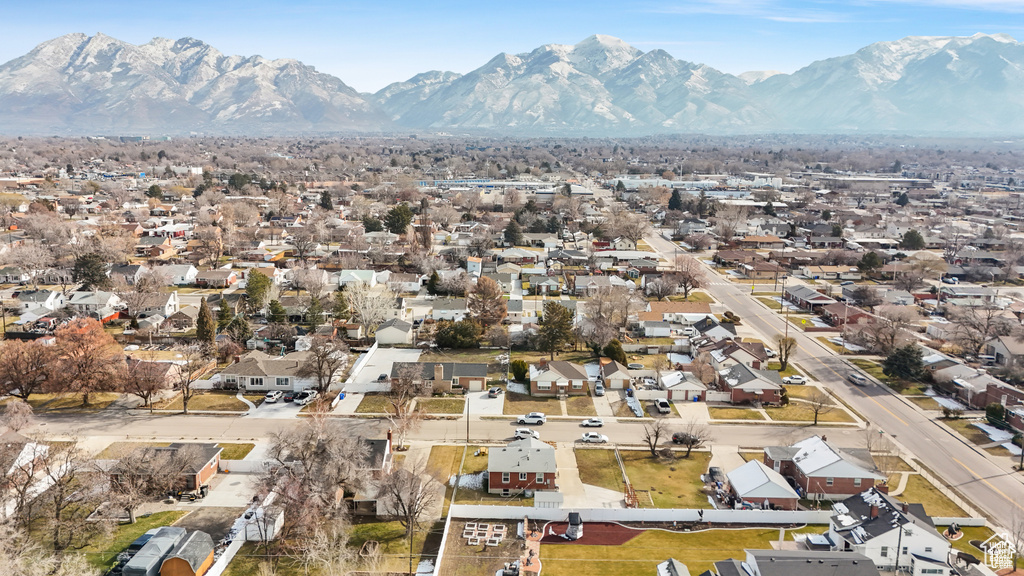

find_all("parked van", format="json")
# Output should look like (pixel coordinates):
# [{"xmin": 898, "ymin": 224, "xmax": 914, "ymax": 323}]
[{"xmin": 848, "ymin": 372, "xmax": 868, "ymax": 387}]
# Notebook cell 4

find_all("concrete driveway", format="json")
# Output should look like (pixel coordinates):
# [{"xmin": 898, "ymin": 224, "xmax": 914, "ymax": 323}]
[
  {"xmin": 245, "ymin": 398, "xmax": 305, "ymax": 419},
  {"xmin": 344, "ymin": 347, "xmax": 421, "ymax": 393},
  {"xmin": 466, "ymin": 389, "xmax": 504, "ymax": 416}
]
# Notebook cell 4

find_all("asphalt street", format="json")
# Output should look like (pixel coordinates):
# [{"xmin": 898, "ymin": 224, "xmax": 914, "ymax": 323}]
[{"xmin": 644, "ymin": 232, "xmax": 1024, "ymax": 531}]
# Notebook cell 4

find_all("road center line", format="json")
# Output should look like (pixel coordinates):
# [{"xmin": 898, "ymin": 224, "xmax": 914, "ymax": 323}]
[{"xmin": 951, "ymin": 457, "xmax": 1024, "ymax": 513}]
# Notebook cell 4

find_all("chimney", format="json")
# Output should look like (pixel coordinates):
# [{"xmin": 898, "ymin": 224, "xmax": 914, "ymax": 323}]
[
  {"xmin": 434, "ymin": 363, "xmax": 445, "ymax": 383},
  {"xmin": 876, "ymin": 482, "xmax": 889, "ymax": 495},
  {"xmin": 901, "ymin": 502, "xmax": 909, "ymax": 514},
  {"xmin": 870, "ymin": 505, "xmax": 879, "ymax": 519},
  {"xmin": 386, "ymin": 428, "xmax": 393, "ymax": 449}
]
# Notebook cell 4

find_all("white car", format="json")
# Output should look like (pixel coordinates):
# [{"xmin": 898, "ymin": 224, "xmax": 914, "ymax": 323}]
[
  {"xmin": 264, "ymin": 391, "xmax": 283, "ymax": 403},
  {"xmin": 514, "ymin": 428, "xmax": 540, "ymax": 440},
  {"xmin": 581, "ymin": 432, "xmax": 609, "ymax": 443},
  {"xmin": 294, "ymin": 390, "xmax": 320, "ymax": 405},
  {"xmin": 581, "ymin": 418, "xmax": 604, "ymax": 427},
  {"xmin": 765, "ymin": 347, "xmax": 778, "ymax": 358},
  {"xmin": 783, "ymin": 375, "xmax": 807, "ymax": 385},
  {"xmin": 517, "ymin": 412, "xmax": 547, "ymax": 425}
]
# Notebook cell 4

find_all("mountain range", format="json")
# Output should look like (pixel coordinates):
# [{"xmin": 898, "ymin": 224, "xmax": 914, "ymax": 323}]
[{"xmin": 1, "ymin": 32, "xmax": 1023, "ymax": 136}]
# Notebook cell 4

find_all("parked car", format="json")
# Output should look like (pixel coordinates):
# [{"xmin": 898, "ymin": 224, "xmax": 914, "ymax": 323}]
[
  {"xmin": 627, "ymin": 363, "xmax": 644, "ymax": 370},
  {"xmin": 488, "ymin": 387, "xmax": 503, "ymax": 398},
  {"xmin": 941, "ymin": 276, "xmax": 959, "ymax": 284},
  {"xmin": 672, "ymin": 432, "xmax": 701, "ymax": 445},
  {"xmin": 783, "ymin": 375, "xmax": 807, "ymax": 385},
  {"xmin": 517, "ymin": 412, "xmax": 547, "ymax": 425},
  {"xmin": 514, "ymin": 428, "xmax": 540, "ymax": 440},
  {"xmin": 655, "ymin": 399, "xmax": 671, "ymax": 414},
  {"xmin": 765, "ymin": 347, "xmax": 777, "ymax": 358},
  {"xmin": 376, "ymin": 373, "xmax": 390, "ymax": 382},
  {"xmin": 294, "ymin": 390, "xmax": 319, "ymax": 405},
  {"xmin": 264, "ymin": 390, "xmax": 284, "ymax": 403},
  {"xmin": 581, "ymin": 418, "xmax": 604, "ymax": 427},
  {"xmin": 840, "ymin": 280, "xmax": 855, "ymax": 286},
  {"xmin": 707, "ymin": 466, "xmax": 725, "ymax": 484},
  {"xmin": 848, "ymin": 372, "xmax": 868, "ymax": 386},
  {"xmin": 594, "ymin": 383, "xmax": 605, "ymax": 397},
  {"xmin": 581, "ymin": 432, "xmax": 609, "ymax": 444},
  {"xmin": 282, "ymin": 391, "xmax": 296, "ymax": 402}
]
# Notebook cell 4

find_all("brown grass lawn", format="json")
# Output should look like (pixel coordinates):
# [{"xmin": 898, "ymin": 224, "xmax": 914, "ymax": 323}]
[
  {"xmin": 574, "ymin": 448, "xmax": 624, "ymax": 492},
  {"xmin": 504, "ymin": 391, "xmax": 561, "ymax": 415},
  {"xmin": 15, "ymin": 392, "xmax": 122, "ymax": 412},
  {"xmin": 765, "ymin": 402, "xmax": 856, "ymax": 423},
  {"xmin": 893, "ymin": 474, "xmax": 965, "ymax": 517},
  {"xmin": 740, "ymin": 451, "xmax": 765, "ymax": 462},
  {"xmin": 816, "ymin": 336, "xmax": 850, "ymax": 354},
  {"xmin": 708, "ymin": 407, "xmax": 765, "ymax": 420},
  {"xmin": 908, "ymin": 396, "xmax": 942, "ymax": 410},
  {"xmin": 513, "ymin": 350, "xmax": 595, "ymax": 366},
  {"xmin": 610, "ymin": 400, "xmax": 639, "ymax": 418},
  {"xmin": 943, "ymin": 418, "xmax": 993, "ymax": 446},
  {"xmin": 153, "ymin": 392, "xmax": 263, "ymax": 412},
  {"xmin": 541, "ymin": 525, "xmax": 827, "ymax": 576},
  {"xmin": 767, "ymin": 362, "xmax": 803, "ymax": 379},
  {"xmin": 217, "ymin": 443, "xmax": 256, "ymax": 460},
  {"xmin": 565, "ymin": 395, "xmax": 597, "ymax": 416},
  {"xmin": 667, "ymin": 291, "xmax": 714, "ymax": 303},
  {"xmin": 783, "ymin": 385, "xmax": 831, "ymax": 402},
  {"xmin": 82, "ymin": 510, "xmax": 190, "ymax": 571},
  {"xmin": 420, "ymin": 349, "xmax": 502, "ymax": 376},
  {"xmin": 620, "ymin": 450, "xmax": 712, "ymax": 509},
  {"xmin": 849, "ymin": 359, "xmax": 927, "ymax": 395},
  {"xmin": 756, "ymin": 297, "xmax": 782, "ymax": 310},
  {"xmin": 355, "ymin": 393, "xmax": 396, "ymax": 414},
  {"xmin": 417, "ymin": 398, "xmax": 466, "ymax": 414},
  {"xmin": 439, "ymin": 520, "xmax": 529, "ymax": 576}
]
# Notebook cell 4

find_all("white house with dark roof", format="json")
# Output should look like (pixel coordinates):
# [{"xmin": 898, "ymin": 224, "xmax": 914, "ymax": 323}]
[{"xmin": 219, "ymin": 350, "xmax": 318, "ymax": 392}]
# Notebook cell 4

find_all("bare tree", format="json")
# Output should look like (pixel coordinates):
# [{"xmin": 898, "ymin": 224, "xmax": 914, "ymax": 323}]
[
  {"xmin": 290, "ymin": 228, "xmax": 319, "ymax": 264},
  {"xmin": 386, "ymin": 363, "xmax": 429, "ymax": 447},
  {"xmin": 299, "ymin": 516, "xmax": 356, "ymax": 576},
  {"xmin": 297, "ymin": 336, "xmax": 349, "ymax": 395},
  {"xmin": 0, "ymin": 339, "xmax": 53, "ymax": 400},
  {"xmin": 690, "ymin": 351, "xmax": 717, "ymax": 385},
  {"xmin": 605, "ymin": 205, "xmax": 650, "ymax": 247},
  {"xmin": 173, "ymin": 344, "xmax": 212, "ymax": 415},
  {"xmin": 118, "ymin": 358, "xmax": 171, "ymax": 412},
  {"xmin": 345, "ymin": 283, "xmax": 398, "ymax": 336},
  {"xmin": 645, "ymin": 276, "xmax": 679, "ymax": 300},
  {"xmin": 0, "ymin": 400, "xmax": 35, "ymax": 432},
  {"xmin": 806, "ymin": 388, "xmax": 836, "ymax": 425},
  {"xmin": 674, "ymin": 256, "xmax": 707, "ymax": 299},
  {"xmin": 104, "ymin": 445, "xmax": 176, "ymax": 523},
  {"xmin": 39, "ymin": 442, "xmax": 112, "ymax": 552},
  {"xmin": 947, "ymin": 305, "xmax": 1014, "ymax": 356},
  {"xmin": 774, "ymin": 335, "xmax": 798, "ymax": 371},
  {"xmin": 376, "ymin": 460, "xmax": 443, "ymax": 575},
  {"xmin": 676, "ymin": 418, "xmax": 711, "ymax": 458},
  {"xmin": 684, "ymin": 233, "xmax": 714, "ymax": 252},
  {"xmin": 0, "ymin": 522, "xmax": 98, "ymax": 576},
  {"xmin": 713, "ymin": 204, "xmax": 748, "ymax": 240},
  {"xmin": 641, "ymin": 419, "xmax": 670, "ymax": 457},
  {"xmin": 854, "ymin": 305, "xmax": 918, "ymax": 353}
]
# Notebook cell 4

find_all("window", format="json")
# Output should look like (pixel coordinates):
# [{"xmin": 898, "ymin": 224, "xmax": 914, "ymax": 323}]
[
  {"xmin": 572, "ymin": 381, "xmax": 582, "ymax": 389},
  {"xmin": 902, "ymin": 546, "xmax": 908, "ymax": 555},
  {"xmin": 501, "ymin": 472, "xmax": 510, "ymax": 483},
  {"xmin": 924, "ymin": 547, "xmax": 932, "ymax": 553},
  {"xmin": 276, "ymin": 377, "xmax": 289, "ymax": 387},
  {"xmin": 854, "ymin": 478, "xmax": 862, "ymax": 487},
  {"xmin": 250, "ymin": 377, "xmax": 264, "ymax": 387},
  {"xmin": 224, "ymin": 375, "xmax": 237, "ymax": 384},
  {"xmin": 538, "ymin": 382, "xmax": 551, "ymax": 390},
  {"xmin": 519, "ymin": 473, "xmax": 528, "ymax": 481},
  {"xmin": 536, "ymin": 473, "xmax": 544, "ymax": 482},
  {"xmin": 826, "ymin": 477, "xmax": 834, "ymax": 486},
  {"xmin": 880, "ymin": 547, "xmax": 888, "ymax": 558}
]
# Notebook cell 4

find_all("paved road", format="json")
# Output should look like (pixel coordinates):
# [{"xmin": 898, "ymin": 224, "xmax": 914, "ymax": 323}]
[{"xmin": 644, "ymin": 232, "xmax": 1024, "ymax": 531}]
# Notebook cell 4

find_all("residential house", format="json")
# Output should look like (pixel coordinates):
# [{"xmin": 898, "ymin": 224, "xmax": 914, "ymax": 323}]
[
  {"xmin": 530, "ymin": 361, "xmax": 590, "ymax": 397},
  {"xmin": 338, "ymin": 269, "xmax": 377, "ymax": 288},
  {"xmin": 802, "ymin": 266, "xmax": 862, "ymax": 281},
  {"xmin": 933, "ymin": 364, "xmax": 1024, "ymax": 415},
  {"xmin": 219, "ymin": 351, "xmax": 317, "ymax": 392},
  {"xmin": 739, "ymin": 235, "xmax": 785, "ymax": 250},
  {"xmin": 66, "ymin": 290, "xmax": 122, "ymax": 322},
  {"xmin": 571, "ymin": 274, "xmax": 635, "ymax": 296},
  {"xmin": 764, "ymin": 436, "xmax": 884, "ymax": 499},
  {"xmin": 390, "ymin": 361, "xmax": 489, "ymax": 393},
  {"xmin": 432, "ymin": 298, "xmax": 469, "ymax": 322},
  {"xmin": 718, "ymin": 363, "xmax": 783, "ymax": 404},
  {"xmin": 15, "ymin": 289, "xmax": 64, "ymax": 314},
  {"xmin": 726, "ymin": 460, "xmax": 800, "ymax": 510},
  {"xmin": 741, "ymin": 261, "xmax": 787, "ymax": 280},
  {"xmin": 713, "ymin": 250, "xmax": 763, "ymax": 266},
  {"xmin": 820, "ymin": 303, "xmax": 872, "ymax": 327},
  {"xmin": 487, "ymin": 437, "xmax": 557, "ymax": 496},
  {"xmin": 714, "ymin": 550, "xmax": 881, "ymax": 576},
  {"xmin": 692, "ymin": 316, "xmax": 737, "ymax": 340},
  {"xmin": 699, "ymin": 339, "xmax": 769, "ymax": 370},
  {"xmin": 162, "ymin": 306, "xmax": 200, "ymax": 332},
  {"xmin": 808, "ymin": 236, "xmax": 844, "ymax": 249},
  {"xmin": 598, "ymin": 358, "xmax": 631, "ymax": 389},
  {"xmin": 195, "ymin": 270, "xmax": 238, "ymax": 288},
  {"xmin": 386, "ymin": 273, "xmax": 424, "ymax": 294},
  {"xmin": 984, "ymin": 335, "xmax": 1024, "ymax": 367},
  {"xmin": 375, "ymin": 318, "xmax": 414, "ymax": 346},
  {"xmin": 110, "ymin": 443, "xmax": 222, "ymax": 492},
  {"xmin": 248, "ymin": 266, "xmax": 288, "ymax": 287},
  {"xmin": 660, "ymin": 371, "xmax": 706, "ymax": 401},
  {"xmin": 784, "ymin": 285, "xmax": 837, "ymax": 311},
  {"xmin": 828, "ymin": 487, "xmax": 951, "ymax": 575},
  {"xmin": 465, "ymin": 256, "xmax": 483, "ymax": 276},
  {"xmin": 482, "ymin": 273, "xmax": 515, "ymax": 293},
  {"xmin": 138, "ymin": 291, "xmax": 181, "ymax": 319},
  {"xmin": 109, "ymin": 264, "xmax": 149, "ymax": 285},
  {"xmin": 153, "ymin": 264, "xmax": 199, "ymax": 286},
  {"xmin": 528, "ymin": 275, "xmax": 560, "ymax": 295}
]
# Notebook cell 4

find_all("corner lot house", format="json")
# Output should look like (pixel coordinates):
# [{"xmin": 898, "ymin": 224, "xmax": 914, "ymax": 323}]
[
  {"xmin": 784, "ymin": 285, "xmax": 837, "ymax": 311},
  {"xmin": 530, "ymin": 361, "xmax": 590, "ymax": 397},
  {"xmin": 487, "ymin": 437, "xmax": 556, "ymax": 496},
  {"xmin": 719, "ymin": 363, "xmax": 783, "ymax": 404},
  {"xmin": 219, "ymin": 350, "xmax": 317, "ymax": 392},
  {"xmin": 764, "ymin": 435, "xmax": 884, "ymax": 499}
]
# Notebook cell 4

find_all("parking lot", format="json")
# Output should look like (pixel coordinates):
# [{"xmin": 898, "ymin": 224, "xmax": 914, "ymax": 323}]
[{"xmin": 344, "ymin": 347, "xmax": 422, "ymax": 393}]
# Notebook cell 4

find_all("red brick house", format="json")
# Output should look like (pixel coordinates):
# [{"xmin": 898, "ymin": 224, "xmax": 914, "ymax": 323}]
[
  {"xmin": 763, "ymin": 436, "xmax": 884, "ymax": 499},
  {"xmin": 487, "ymin": 437, "xmax": 557, "ymax": 496},
  {"xmin": 719, "ymin": 363, "xmax": 783, "ymax": 404},
  {"xmin": 110, "ymin": 443, "xmax": 223, "ymax": 493},
  {"xmin": 820, "ymin": 303, "xmax": 872, "ymax": 327},
  {"xmin": 529, "ymin": 361, "xmax": 590, "ymax": 397}
]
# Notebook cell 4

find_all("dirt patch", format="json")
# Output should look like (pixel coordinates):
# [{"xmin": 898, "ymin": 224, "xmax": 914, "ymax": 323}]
[
  {"xmin": 540, "ymin": 522, "xmax": 641, "ymax": 546},
  {"xmin": 172, "ymin": 507, "xmax": 246, "ymax": 541}
]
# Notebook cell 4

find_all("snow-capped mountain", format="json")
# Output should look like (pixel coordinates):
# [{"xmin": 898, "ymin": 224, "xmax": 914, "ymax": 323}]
[
  {"xmin": 0, "ymin": 33, "xmax": 388, "ymax": 134},
  {"xmin": 2, "ymin": 32, "xmax": 1024, "ymax": 135}
]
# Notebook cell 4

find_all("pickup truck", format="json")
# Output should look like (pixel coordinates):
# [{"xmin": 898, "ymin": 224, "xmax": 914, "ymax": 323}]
[{"xmin": 516, "ymin": 412, "xmax": 547, "ymax": 425}]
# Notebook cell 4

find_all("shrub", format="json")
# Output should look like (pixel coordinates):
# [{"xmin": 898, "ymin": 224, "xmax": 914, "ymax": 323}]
[
  {"xmin": 510, "ymin": 359, "xmax": 529, "ymax": 383},
  {"xmin": 941, "ymin": 406, "xmax": 963, "ymax": 419},
  {"xmin": 986, "ymin": 402, "xmax": 1006, "ymax": 424}
]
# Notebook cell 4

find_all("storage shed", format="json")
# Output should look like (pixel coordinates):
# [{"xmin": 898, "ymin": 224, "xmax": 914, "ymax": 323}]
[
  {"xmin": 122, "ymin": 527, "xmax": 186, "ymax": 576},
  {"xmin": 160, "ymin": 530, "xmax": 214, "ymax": 576}
]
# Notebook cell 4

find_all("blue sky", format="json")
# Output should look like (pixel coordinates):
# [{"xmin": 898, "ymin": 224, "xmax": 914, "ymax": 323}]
[{"xmin": 2, "ymin": 0, "xmax": 1023, "ymax": 92}]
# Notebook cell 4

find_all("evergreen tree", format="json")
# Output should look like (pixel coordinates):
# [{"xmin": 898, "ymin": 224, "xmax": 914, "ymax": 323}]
[
  {"xmin": 763, "ymin": 201, "xmax": 776, "ymax": 216},
  {"xmin": 504, "ymin": 220, "xmax": 524, "ymax": 246},
  {"xmin": 196, "ymin": 298, "xmax": 216, "ymax": 346},
  {"xmin": 426, "ymin": 271, "xmax": 440, "ymax": 295},
  {"xmin": 603, "ymin": 339, "xmax": 627, "ymax": 364},
  {"xmin": 305, "ymin": 297, "xmax": 324, "ymax": 331},
  {"xmin": 268, "ymin": 300, "xmax": 287, "ymax": 324},
  {"xmin": 858, "ymin": 251, "xmax": 883, "ymax": 271},
  {"xmin": 73, "ymin": 252, "xmax": 110, "ymax": 290},
  {"xmin": 561, "ymin": 183, "xmax": 572, "ymax": 196},
  {"xmin": 900, "ymin": 229, "xmax": 926, "ymax": 250},
  {"xmin": 894, "ymin": 192, "xmax": 910, "ymax": 207},
  {"xmin": 217, "ymin": 299, "xmax": 233, "ymax": 330},
  {"xmin": 319, "ymin": 190, "xmax": 333, "ymax": 210},
  {"xmin": 615, "ymin": 180, "xmax": 626, "ymax": 193},
  {"xmin": 821, "ymin": 210, "xmax": 832, "ymax": 221},
  {"xmin": 146, "ymin": 184, "xmax": 162, "ymax": 199},
  {"xmin": 332, "ymin": 291, "xmax": 350, "ymax": 320},
  {"xmin": 668, "ymin": 190, "xmax": 683, "ymax": 211},
  {"xmin": 385, "ymin": 204, "xmax": 414, "ymax": 235},
  {"xmin": 245, "ymin": 271, "xmax": 272, "ymax": 313},
  {"xmin": 362, "ymin": 215, "xmax": 384, "ymax": 232},
  {"xmin": 539, "ymin": 302, "xmax": 574, "ymax": 360},
  {"xmin": 883, "ymin": 345, "xmax": 923, "ymax": 381}
]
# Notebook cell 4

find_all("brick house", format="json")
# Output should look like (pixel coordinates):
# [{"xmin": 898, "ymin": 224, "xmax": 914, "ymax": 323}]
[
  {"xmin": 487, "ymin": 437, "xmax": 556, "ymax": 496},
  {"xmin": 820, "ymin": 303, "xmax": 872, "ymax": 327},
  {"xmin": 719, "ymin": 363, "xmax": 783, "ymax": 404},
  {"xmin": 195, "ymin": 269, "xmax": 238, "ymax": 287},
  {"xmin": 741, "ymin": 261, "xmax": 787, "ymax": 280},
  {"xmin": 763, "ymin": 436, "xmax": 884, "ymax": 499},
  {"xmin": 739, "ymin": 235, "xmax": 785, "ymax": 250},
  {"xmin": 529, "ymin": 361, "xmax": 590, "ymax": 397},
  {"xmin": 784, "ymin": 285, "xmax": 836, "ymax": 311},
  {"xmin": 390, "ymin": 361, "xmax": 488, "ymax": 393},
  {"xmin": 110, "ymin": 443, "xmax": 223, "ymax": 492}
]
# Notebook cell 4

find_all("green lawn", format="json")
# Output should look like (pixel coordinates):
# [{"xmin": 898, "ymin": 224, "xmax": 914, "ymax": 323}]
[
  {"xmin": 708, "ymin": 407, "xmax": 766, "ymax": 421},
  {"xmin": 417, "ymin": 398, "xmax": 466, "ymax": 414},
  {"xmin": 82, "ymin": 511, "xmax": 190, "ymax": 571},
  {"xmin": 895, "ymin": 474, "xmax": 965, "ymax": 517},
  {"xmin": 350, "ymin": 518, "xmax": 441, "ymax": 573},
  {"xmin": 565, "ymin": 395, "xmax": 597, "ymax": 416},
  {"xmin": 765, "ymin": 403, "xmax": 856, "ymax": 423},
  {"xmin": 783, "ymin": 385, "xmax": 830, "ymax": 402},
  {"xmin": 667, "ymin": 291, "xmax": 714, "ymax": 303},
  {"xmin": 756, "ymin": 297, "xmax": 782, "ymax": 310},
  {"xmin": 907, "ymin": 396, "xmax": 942, "ymax": 410},
  {"xmin": 542, "ymin": 525, "xmax": 826, "ymax": 576},
  {"xmin": 767, "ymin": 361, "xmax": 802, "ymax": 378},
  {"xmin": 848, "ymin": 359, "xmax": 926, "ymax": 394},
  {"xmin": 356, "ymin": 393, "xmax": 396, "ymax": 414},
  {"xmin": 217, "ymin": 443, "xmax": 256, "ymax": 460},
  {"xmin": 16, "ymin": 392, "xmax": 122, "ymax": 412},
  {"xmin": 504, "ymin": 391, "xmax": 561, "ymax": 415},
  {"xmin": 574, "ymin": 448, "xmax": 624, "ymax": 492},
  {"xmin": 620, "ymin": 450, "xmax": 712, "ymax": 509}
]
